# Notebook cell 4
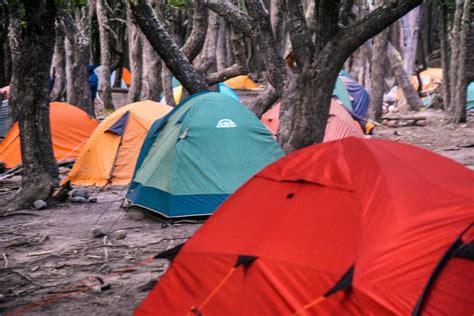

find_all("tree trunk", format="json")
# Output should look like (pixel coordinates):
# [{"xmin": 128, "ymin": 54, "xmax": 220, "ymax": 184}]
[
  {"xmin": 142, "ymin": 33, "xmax": 162, "ymax": 101},
  {"xmin": 387, "ymin": 42, "xmax": 422, "ymax": 110},
  {"xmin": 270, "ymin": 0, "xmax": 286, "ymax": 55},
  {"xmin": 279, "ymin": 0, "xmax": 423, "ymax": 152},
  {"xmin": 62, "ymin": 9, "xmax": 94, "ymax": 117},
  {"xmin": 216, "ymin": 19, "xmax": 227, "ymax": 71},
  {"xmin": 369, "ymin": 28, "xmax": 389, "ymax": 120},
  {"xmin": 439, "ymin": 1, "xmax": 451, "ymax": 110},
  {"xmin": 127, "ymin": 7, "xmax": 143, "ymax": 103},
  {"xmin": 161, "ymin": 67, "xmax": 176, "ymax": 107},
  {"xmin": 199, "ymin": 11, "xmax": 219, "ymax": 74},
  {"xmin": 399, "ymin": 6, "xmax": 421, "ymax": 74},
  {"xmin": 5, "ymin": 1, "xmax": 58, "ymax": 211},
  {"xmin": 0, "ymin": 4, "xmax": 8, "ymax": 87},
  {"xmin": 449, "ymin": 0, "xmax": 471, "ymax": 123},
  {"xmin": 50, "ymin": 24, "xmax": 66, "ymax": 101},
  {"xmin": 96, "ymin": 0, "xmax": 114, "ymax": 110},
  {"xmin": 448, "ymin": 0, "xmax": 463, "ymax": 113}
]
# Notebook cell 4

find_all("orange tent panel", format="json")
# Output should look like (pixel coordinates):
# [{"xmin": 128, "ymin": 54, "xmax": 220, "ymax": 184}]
[
  {"xmin": 0, "ymin": 102, "xmax": 97, "ymax": 168},
  {"xmin": 122, "ymin": 68, "xmax": 132, "ymax": 86},
  {"xmin": 261, "ymin": 99, "xmax": 364, "ymax": 141},
  {"xmin": 224, "ymin": 75, "xmax": 261, "ymax": 90},
  {"xmin": 64, "ymin": 100, "xmax": 172, "ymax": 186}
]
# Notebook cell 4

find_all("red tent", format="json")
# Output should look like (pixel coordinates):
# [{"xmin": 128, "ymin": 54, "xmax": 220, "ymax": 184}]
[
  {"xmin": 262, "ymin": 98, "xmax": 364, "ymax": 141},
  {"xmin": 135, "ymin": 138, "xmax": 474, "ymax": 315}
]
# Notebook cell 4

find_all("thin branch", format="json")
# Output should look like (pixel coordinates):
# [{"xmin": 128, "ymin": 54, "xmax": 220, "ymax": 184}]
[
  {"xmin": 181, "ymin": 0, "xmax": 209, "ymax": 63},
  {"xmin": 285, "ymin": 0, "xmax": 315, "ymax": 68},
  {"xmin": 205, "ymin": 0, "xmax": 254, "ymax": 37}
]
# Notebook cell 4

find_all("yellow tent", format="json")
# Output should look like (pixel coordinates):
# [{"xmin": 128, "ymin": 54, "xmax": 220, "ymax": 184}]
[
  {"xmin": 224, "ymin": 75, "xmax": 261, "ymax": 90},
  {"xmin": 64, "ymin": 100, "xmax": 172, "ymax": 186}
]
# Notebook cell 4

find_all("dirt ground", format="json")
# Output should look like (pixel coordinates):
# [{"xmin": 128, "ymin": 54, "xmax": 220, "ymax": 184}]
[{"xmin": 0, "ymin": 108, "xmax": 473, "ymax": 316}]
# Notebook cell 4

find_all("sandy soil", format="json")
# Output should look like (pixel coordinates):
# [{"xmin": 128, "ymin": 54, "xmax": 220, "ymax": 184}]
[{"xmin": 0, "ymin": 108, "xmax": 473, "ymax": 316}]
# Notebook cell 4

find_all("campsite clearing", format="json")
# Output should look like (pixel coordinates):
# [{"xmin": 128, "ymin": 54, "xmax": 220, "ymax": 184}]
[{"xmin": 0, "ymin": 109, "xmax": 473, "ymax": 315}]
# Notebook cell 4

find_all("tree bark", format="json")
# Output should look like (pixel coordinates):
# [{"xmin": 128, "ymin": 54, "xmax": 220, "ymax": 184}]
[
  {"xmin": 161, "ymin": 67, "xmax": 176, "ymax": 107},
  {"xmin": 279, "ymin": 0, "xmax": 423, "ymax": 152},
  {"xmin": 129, "ymin": 0, "xmax": 210, "ymax": 94},
  {"xmin": 96, "ymin": 0, "xmax": 114, "ymax": 110},
  {"xmin": 142, "ymin": 33, "xmax": 162, "ymax": 101},
  {"xmin": 369, "ymin": 28, "xmax": 389, "ymax": 120},
  {"xmin": 450, "ymin": 0, "xmax": 471, "ymax": 123},
  {"xmin": 50, "ymin": 23, "xmax": 66, "ymax": 101},
  {"xmin": 439, "ymin": 1, "xmax": 451, "ymax": 110},
  {"xmin": 216, "ymin": 18, "xmax": 227, "ymax": 71},
  {"xmin": 127, "ymin": 7, "xmax": 143, "ymax": 103},
  {"xmin": 448, "ymin": 0, "xmax": 463, "ymax": 113},
  {"xmin": 180, "ymin": 0, "xmax": 209, "ymax": 63},
  {"xmin": 387, "ymin": 42, "xmax": 422, "ymax": 111},
  {"xmin": 61, "ymin": 9, "xmax": 94, "ymax": 117},
  {"xmin": 5, "ymin": 1, "xmax": 58, "ymax": 211}
]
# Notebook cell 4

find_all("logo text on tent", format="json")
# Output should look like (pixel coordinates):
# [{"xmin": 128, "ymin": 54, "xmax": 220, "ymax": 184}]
[{"xmin": 216, "ymin": 119, "xmax": 237, "ymax": 128}]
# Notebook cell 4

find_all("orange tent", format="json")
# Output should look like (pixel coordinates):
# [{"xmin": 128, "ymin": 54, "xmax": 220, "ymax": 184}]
[
  {"xmin": 121, "ymin": 68, "xmax": 132, "ymax": 86},
  {"xmin": 64, "ymin": 100, "xmax": 172, "ymax": 186},
  {"xmin": 135, "ymin": 138, "xmax": 474, "ymax": 315},
  {"xmin": 261, "ymin": 99, "xmax": 364, "ymax": 141},
  {"xmin": 0, "ymin": 102, "xmax": 97, "ymax": 168},
  {"xmin": 224, "ymin": 75, "xmax": 261, "ymax": 90}
]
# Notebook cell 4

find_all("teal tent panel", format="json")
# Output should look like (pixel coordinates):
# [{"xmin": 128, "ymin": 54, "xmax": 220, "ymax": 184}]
[
  {"xmin": 127, "ymin": 92, "xmax": 285, "ymax": 217},
  {"xmin": 333, "ymin": 77, "xmax": 353, "ymax": 111},
  {"xmin": 218, "ymin": 83, "xmax": 240, "ymax": 101},
  {"xmin": 126, "ymin": 183, "xmax": 229, "ymax": 217},
  {"xmin": 467, "ymin": 82, "xmax": 474, "ymax": 111}
]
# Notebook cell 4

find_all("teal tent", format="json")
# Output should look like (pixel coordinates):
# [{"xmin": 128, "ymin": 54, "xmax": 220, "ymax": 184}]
[
  {"xmin": 467, "ymin": 82, "xmax": 474, "ymax": 111},
  {"xmin": 126, "ymin": 92, "xmax": 284, "ymax": 218},
  {"xmin": 333, "ymin": 77, "xmax": 353, "ymax": 111}
]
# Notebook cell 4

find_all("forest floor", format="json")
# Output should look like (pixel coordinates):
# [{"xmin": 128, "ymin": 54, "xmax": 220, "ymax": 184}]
[{"xmin": 0, "ymin": 103, "xmax": 473, "ymax": 315}]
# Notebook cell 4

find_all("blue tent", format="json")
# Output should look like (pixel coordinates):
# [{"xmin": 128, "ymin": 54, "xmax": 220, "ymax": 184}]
[
  {"xmin": 339, "ymin": 76, "xmax": 370, "ymax": 120},
  {"xmin": 0, "ymin": 100, "xmax": 13, "ymax": 139}
]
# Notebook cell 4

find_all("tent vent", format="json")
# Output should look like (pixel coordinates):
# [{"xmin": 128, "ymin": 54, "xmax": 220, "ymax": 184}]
[{"xmin": 234, "ymin": 255, "xmax": 257, "ymax": 268}]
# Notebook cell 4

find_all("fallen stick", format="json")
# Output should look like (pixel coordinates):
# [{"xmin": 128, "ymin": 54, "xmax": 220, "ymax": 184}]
[
  {"xmin": 381, "ymin": 115, "xmax": 427, "ymax": 121},
  {"xmin": 27, "ymin": 251, "xmax": 53, "ymax": 257},
  {"xmin": 11, "ymin": 269, "xmax": 42, "ymax": 287},
  {"xmin": 2, "ymin": 252, "xmax": 8, "ymax": 268}
]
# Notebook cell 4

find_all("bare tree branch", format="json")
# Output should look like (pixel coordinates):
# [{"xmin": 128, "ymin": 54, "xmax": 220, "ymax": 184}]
[
  {"xmin": 128, "ymin": 0, "xmax": 209, "ymax": 94},
  {"xmin": 285, "ymin": 0, "xmax": 315, "ymax": 69},
  {"xmin": 204, "ymin": 0, "xmax": 254, "ymax": 37},
  {"xmin": 181, "ymin": 0, "xmax": 209, "ymax": 63}
]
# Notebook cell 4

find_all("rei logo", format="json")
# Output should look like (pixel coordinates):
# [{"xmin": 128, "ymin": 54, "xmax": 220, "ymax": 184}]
[{"xmin": 216, "ymin": 119, "xmax": 237, "ymax": 128}]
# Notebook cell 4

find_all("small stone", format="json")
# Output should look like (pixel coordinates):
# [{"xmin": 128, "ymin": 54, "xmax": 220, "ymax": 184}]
[
  {"xmin": 0, "ymin": 293, "xmax": 4, "ymax": 301},
  {"xmin": 33, "ymin": 200, "xmax": 47, "ymax": 210},
  {"xmin": 71, "ymin": 196, "xmax": 88, "ymax": 203},
  {"xmin": 91, "ymin": 285, "xmax": 102, "ymax": 294},
  {"xmin": 71, "ymin": 188, "xmax": 90, "ymax": 199},
  {"xmin": 114, "ymin": 230, "xmax": 127, "ymax": 240},
  {"xmin": 88, "ymin": 197, "xmax": 98, "ymax": 203},
  {"xmin": 92, "ymin": 227, "xmax": 106, "ymax": 238}
]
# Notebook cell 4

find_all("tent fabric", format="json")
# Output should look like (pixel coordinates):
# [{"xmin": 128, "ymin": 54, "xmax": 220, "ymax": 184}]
[
  {"xmin": 127, "ymin": 92, "xmax": 284, "ymax": 218},
  {"xmin": 339, "ymin": 76, "xmax": 370, "ymax": 119},
  {"xmin": 94, "ymin": 66, "xmax": 131, "ymax": 88},
  {"xmin": 261, "ymin": 98, "xmax": 364, "ymax": 141},
  {"xmin": 224, "ymin": 75, "xmax": 261, "ymax": 90},
  {"xmin": 467, "ymin": 82, "xmax": 474, "ymax": 111},
  {"xmin": 0, "ymin": 100, "xmax": 12, "ymax": 138},
  {"xmin": 333, "ymin": 77, "xmax": 353, "ymax": 111},
  {"xmin": 162, "ymin": 83, "xmax": 240, "ymax": 105},
  {"xmin": 134, "ymin": 138, "xmax": 474, "ymax": 316},
  {"xmin": 0, "ymin": 102, "xmax": 97, "ymax": 169},
  {"xmin": 65, "ymin": 100, "xmax": 172, "ymax": 186}
]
